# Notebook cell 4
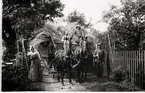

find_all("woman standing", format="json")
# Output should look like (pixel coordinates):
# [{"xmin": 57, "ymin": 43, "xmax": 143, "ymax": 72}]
[
  {"xmin": 27, "ymin": 45, "xmax": 42, "ymax": 82},
  {"xmin": 61, "ymin": 31, "xmax": 70, "ymax": 57}
]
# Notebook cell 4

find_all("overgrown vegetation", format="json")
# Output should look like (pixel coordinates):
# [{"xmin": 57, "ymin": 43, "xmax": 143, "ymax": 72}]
[
  {"xmin": 110, "ymin": 66, "xmax": 129, "ymax": 83},
  {"xmin": 110, "ymin": 65, "xmax": 145, "ymax": 90},
  {"xmin": 2, "ymin": 0, "xmax": 64, "ymax": 61},
  {"xmin": 2, "ymin": 66, "xmax": 29, "ymax": 91},
  {"xmin": 2, "ymin": 65, "xmax": 43, "ymax": 91},
  {"xmin": 80, "ymin": 72, "xmax": 141, "ymax": 91},
  {"xmin": 102, "ymin": 0, "xmax": 145, "ymax": 50}
]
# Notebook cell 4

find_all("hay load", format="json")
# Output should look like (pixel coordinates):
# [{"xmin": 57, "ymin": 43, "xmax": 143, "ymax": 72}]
[
  {"xmin": 30, "ymin": 31, "xmax": 55, "ymax": 58},
  {"xmin": 29, "ymin": 22, "xmax": 64, "ymax": 58},
  {"xmin": 85, "ymin": 35, "xmax": 96, "ymax": 52}
]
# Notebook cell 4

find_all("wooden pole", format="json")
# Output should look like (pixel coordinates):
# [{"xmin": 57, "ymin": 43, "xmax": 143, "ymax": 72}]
[
  {"xmin": 16, "ymin": 41, "xmax": 19, "ymax": 66},
  {"xmin": 107, "ymin": 33, "xmax": 114, "ymax": 70},
  {"xmin": 22, "ymin": 39, "xmax": 29, "ymax": 73}
]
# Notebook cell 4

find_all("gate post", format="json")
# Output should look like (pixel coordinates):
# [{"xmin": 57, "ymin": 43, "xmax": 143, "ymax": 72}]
[{"xmin": 107, "ymin": 33, "xmax": 114, "ymax": 71}]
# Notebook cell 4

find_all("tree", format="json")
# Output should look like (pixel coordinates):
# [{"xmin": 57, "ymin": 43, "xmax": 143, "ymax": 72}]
[
  {"xmin": 2, "ymin": 0, "xmax": 64, "ymax": 61},
  {"xmin": 102, "ymin": 0, "xmax": 145, "ymax": 50},
  {"xmin": 67, "ymin": 10, "xmax": 91, "ymax": 28},
  {"xmin": 3, "ymin": 0, "xmax": 64, "ymax": 39},
  {"xmin": 2, "ymin": 17, "xmax": 17, "ymax": 61}
]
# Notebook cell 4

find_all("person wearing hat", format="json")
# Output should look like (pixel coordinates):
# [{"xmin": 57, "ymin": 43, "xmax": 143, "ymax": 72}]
[
  {"xmin": 93, "ymin": 43, "xmax": 105, "ymax": 82},
  {"xmin": 45, "ymin": 14, "xmax": 53, "ymax": 24},
  {"xmin": 73, "ymin": 26, "xmax": 84, "ymax": 46},
  {"xmin": 76, "ymin": 25, "xmax": 81, "ymax": 30},
  {"xmin": 75, "ymin": 25, "xmax": 83, "ymax": 37}
]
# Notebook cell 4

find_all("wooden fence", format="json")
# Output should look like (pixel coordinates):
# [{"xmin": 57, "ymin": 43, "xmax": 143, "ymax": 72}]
[{"xmin": 111, "ymin": 50, "xmax": 145, "ymax": 88}]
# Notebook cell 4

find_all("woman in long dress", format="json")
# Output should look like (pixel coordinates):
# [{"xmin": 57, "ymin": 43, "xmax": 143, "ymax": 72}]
[
  {"xmin": 27, "ymin": 45, "xmax": 42, "ymax": 82},
  {"xmin": 61, "ymin": 32, "xmax": 70, "ymax": 57}
]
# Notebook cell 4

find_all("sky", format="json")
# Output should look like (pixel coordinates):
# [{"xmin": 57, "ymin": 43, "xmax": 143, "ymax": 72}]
[{"xmin": 61, "ymin": 0, "xmax": 121, "ymax": 32}]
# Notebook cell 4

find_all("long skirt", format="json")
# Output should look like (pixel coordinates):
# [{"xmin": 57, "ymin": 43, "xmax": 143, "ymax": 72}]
[{"xmin": 28, "ymin": 59, "xmax": 42, "ymax": 82}]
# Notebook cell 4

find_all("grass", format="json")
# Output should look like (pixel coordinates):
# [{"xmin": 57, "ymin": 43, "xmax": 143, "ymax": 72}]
[{"xmin": 79, "ymin": 72, "xmax": 142, "ymax": 91}]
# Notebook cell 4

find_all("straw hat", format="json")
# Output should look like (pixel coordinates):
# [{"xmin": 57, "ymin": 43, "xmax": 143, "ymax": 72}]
[
  {"xmin": 97, "ymin": 43, "xmax": 102, "ymax": 46},
  {"xmin": 45, "ymin": 14, "xmax": 50, "ymax": 19}
]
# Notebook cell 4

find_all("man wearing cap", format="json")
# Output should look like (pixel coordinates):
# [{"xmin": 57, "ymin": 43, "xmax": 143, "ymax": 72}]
[{"xmin": 93, "ymin": 43, "xmax": 105, "ymax": 82}]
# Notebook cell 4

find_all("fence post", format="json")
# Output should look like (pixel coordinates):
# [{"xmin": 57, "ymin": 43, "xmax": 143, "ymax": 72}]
[
  {"xmin": 141, "ymin": 50, "xmax": 144, "ymax": 88},
  {"xmin": 107, "ymin": 34, "xmax": 114, "ymax": 70},
  {"xmin": 135, "ymin": 50, "xmax": 137, "ymax": 85},
  {"xmin": 131, "ymin": 51, "xmax": 133, "ymax": 83},
  {"xmin": 143, "ymin": 50, "xmax": 145, "ymax": 88}
]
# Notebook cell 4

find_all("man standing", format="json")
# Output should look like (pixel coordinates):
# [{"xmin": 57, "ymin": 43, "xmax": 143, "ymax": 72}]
[{"xmin": 93, "ymin": 43, "xmax": 105, "ymax": 82}]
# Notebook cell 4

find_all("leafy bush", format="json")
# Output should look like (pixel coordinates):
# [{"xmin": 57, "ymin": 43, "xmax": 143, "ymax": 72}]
[
  {"xmin": 111, "ymin": 66, "xmax": 129, "ymax": 83},
  {"xmin": 2, "ymin": 65, "xmax": 31, "ymax": 91}
]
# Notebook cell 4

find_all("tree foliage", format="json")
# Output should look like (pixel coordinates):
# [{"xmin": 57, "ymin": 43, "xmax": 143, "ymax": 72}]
[
  {"xmin": 3, "ymin": 0, "xmax": 64, "ymax": 39},
  {"xmin": 2, "ymin": 0, "xmax": 64, "ymax": 61},
  {"xmin": 103, "ymin": 0, "xmax": 145, "ymax": 50},
  {"xmin": 67, "ymin": 10, "xmax": 91, "ymax": 28}
]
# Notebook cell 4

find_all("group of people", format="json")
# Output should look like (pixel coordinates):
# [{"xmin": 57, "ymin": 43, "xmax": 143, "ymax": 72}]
[
  {"xmin": 26, "ymin": 25, "xmax": 85, "ymax": 82},
  {"xmin": 26, "ymin": 25, "xmax": 106, "ymax": 82},
  {"xmin": 61, "ymin": 26, "xmax": 88, "ymax": 55}
]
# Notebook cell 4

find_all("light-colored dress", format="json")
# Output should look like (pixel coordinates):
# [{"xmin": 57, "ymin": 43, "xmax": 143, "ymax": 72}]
[
  {"xmin": 27, "ymin": 51, "xmax": 42, "ymax": 81},
  {"xmin": 61, "ymin": 35, "xmax": 70, "ymax": 51}
]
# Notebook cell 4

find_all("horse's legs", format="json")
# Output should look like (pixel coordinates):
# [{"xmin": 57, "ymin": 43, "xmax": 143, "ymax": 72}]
[
  {"xmin": 84, "ymin": 60, "xmax": 88, "ymax": 80},
  {"xmin": 68, "ymin": 67, "xmax": 72, "ymax": 84},
  {"xmin": 60, "ymin": 70, "xmax": 64, "ymax": 86},
  {"xmin": 57, "ymin": 70, "xmax": 60, "ymax": 82},
  {"xmin": 81, "ymin": 62, "xmax": 85, "ymax": 79},
  {"xmin": 81, "ymin": 68, "xmax": 84, "ymax": 78},
  {"xmin": 77, "ymin": 68, "xmax": 81, "ymax": 82},
  {"xmin": 84, "ymin": 66, "xmax": 87, "ymax": 80}
]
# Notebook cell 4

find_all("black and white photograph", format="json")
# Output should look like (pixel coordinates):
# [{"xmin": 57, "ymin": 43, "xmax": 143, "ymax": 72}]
[{"xmin": 2, "ymin": 0, "xmax": 145, "ymax": 91}]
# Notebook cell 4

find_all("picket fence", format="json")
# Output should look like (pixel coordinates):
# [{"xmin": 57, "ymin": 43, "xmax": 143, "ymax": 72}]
[{"xmin": 111, "ymin": 50, "xmax": 145, "ymax": 88}]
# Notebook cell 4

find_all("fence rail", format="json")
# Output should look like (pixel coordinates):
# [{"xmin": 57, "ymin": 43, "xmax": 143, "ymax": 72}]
[{"xmin": 111, "ymin": 50, "xmax": 145, "ymax": 88}]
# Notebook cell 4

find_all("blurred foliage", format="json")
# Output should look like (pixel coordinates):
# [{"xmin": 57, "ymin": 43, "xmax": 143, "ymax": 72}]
[
  {"xmin": 111, "ymin": 66, "xmax": 129, "ymax": 83},
  {"xmin": 2, "ymin": 66, "xmax": 30, "ymax": 91},
  {"xmin": 67, "ymin": 10, "xmax": 91, "ymax": 28},
  {"xmin": 2, "ymin": 18, "xmax": 17, "ymax": 61},
  {"xmin": 3, "ymin": 0, "xmax": 64, "ymax": 39},
  {"xmin": 110, "ymin": 63, "xmax": 145, "ymax": 89},
  {"xmin": 2, "ymin": 65, "xmax": 43, "ymax": 91},
  {"xmin": 2, "ymin": 0, "xmax": 64, "ymax": 61},
  {"xmin": 102, "ymin": 0, "xmax": 145, "ymax": 50}
]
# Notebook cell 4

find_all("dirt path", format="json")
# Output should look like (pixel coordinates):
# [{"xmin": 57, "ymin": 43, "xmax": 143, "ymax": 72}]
[
  {"xmin": 31, "ymin": 68, "xmax": 142, "ymax": 91},
  {"xmin": 32, "ymin": 68, "xmax": 87, "ymax": 91}
]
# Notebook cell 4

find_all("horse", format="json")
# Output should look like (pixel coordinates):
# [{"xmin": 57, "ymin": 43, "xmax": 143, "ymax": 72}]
[
  {"xmin": 54, "ymin": 37, "xmax": 73, "ymax": 85},
  {"xmin": 73, "ymin": 37, "xmax": 88, "ymax": 82}
]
